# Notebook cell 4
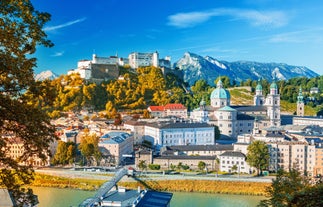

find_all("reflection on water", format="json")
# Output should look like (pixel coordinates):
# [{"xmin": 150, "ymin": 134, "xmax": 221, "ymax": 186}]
[{"xmin": 32, "ymin": 187, "xmax": 264, "ymax": 207}]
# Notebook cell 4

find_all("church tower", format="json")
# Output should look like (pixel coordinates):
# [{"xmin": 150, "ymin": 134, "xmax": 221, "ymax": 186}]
[
  {"xmin": 297, "ymin": 87, "xmax": 304, "ymax": 116},
  {"xmin": 254, "ymin": 79, "xmax": 265, "ymax": 106},
  {"xmin": 266, "ymin": 79, "xmax": 281, "ymax": 127}
]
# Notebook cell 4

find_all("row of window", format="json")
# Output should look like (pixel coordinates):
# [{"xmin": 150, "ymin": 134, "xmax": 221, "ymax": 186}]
[{"xmin": 222, "ymin": 160, "xmax": 245, "ymax": 165}]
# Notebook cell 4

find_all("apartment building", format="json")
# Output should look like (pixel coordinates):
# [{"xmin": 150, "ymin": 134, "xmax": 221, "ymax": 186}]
[
  {"xmin": 98, "ymin": 132, "xmax": 134, "ymax": 166},
  {"xmin": 219, "ymin": 151, "xmax": 251, "ymax": 174},
  {"xmin": 267, "ymin": 141, "xmax": 315, "ymax": 175},
  {"xmin": 7, "ymin": 137, "xmax": 51, "ymax": 167},
  {"xmin": 148, "ymin": 103, "xmax": 188, "ymax": 119}
]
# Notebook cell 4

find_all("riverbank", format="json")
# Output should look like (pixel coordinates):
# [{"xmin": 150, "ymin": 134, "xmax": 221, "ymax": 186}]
[{"xmin": 32, "ymin": 172, "xmax": 270, "ymax": 196}]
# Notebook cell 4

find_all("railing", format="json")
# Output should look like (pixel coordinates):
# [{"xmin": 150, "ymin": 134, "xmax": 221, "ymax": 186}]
[{"xmin": 79, "ymin": 167, "xmax": 128, "ymax": 207}]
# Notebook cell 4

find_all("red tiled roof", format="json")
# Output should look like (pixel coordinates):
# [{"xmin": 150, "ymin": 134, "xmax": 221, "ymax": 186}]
[
  {"xmin": 148, "ymin": 106, "xmax": 165, "ymax": 111},
  {"xmin": 164, "ymin": 103, "xmax": 186, "ymax": 110}
]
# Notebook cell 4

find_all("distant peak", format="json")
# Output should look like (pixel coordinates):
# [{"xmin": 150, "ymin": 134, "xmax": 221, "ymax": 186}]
[{"xmin": 35, "ymin": 70, "xmax": 58, "ymax": 81}]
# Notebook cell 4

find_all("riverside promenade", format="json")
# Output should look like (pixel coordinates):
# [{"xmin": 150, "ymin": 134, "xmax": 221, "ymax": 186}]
[{"xmin": 35, "ymin": 167, "xmax": 273, "ymax": 183}]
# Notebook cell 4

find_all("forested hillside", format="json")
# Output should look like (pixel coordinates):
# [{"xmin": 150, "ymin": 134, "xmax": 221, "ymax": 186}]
[{"xmin": 30, "ymin": 66, "xmax": 323, "ymax": 118}]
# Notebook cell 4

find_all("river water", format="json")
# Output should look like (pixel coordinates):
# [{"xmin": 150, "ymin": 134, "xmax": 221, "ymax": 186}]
[{"xmin": 32, "ymin": 187, "xmax": 264, "ymax": 207}]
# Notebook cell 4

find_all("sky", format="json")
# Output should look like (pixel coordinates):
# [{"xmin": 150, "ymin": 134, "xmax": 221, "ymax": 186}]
[{"xmin": 31, "ymin": 0, "xmax": 323, "ymax": 75}]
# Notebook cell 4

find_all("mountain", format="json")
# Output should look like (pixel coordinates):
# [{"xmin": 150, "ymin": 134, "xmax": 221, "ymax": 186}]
[
  {"xmin": 174, "ymin": 52, "xmax": 319, "ymax": 86},
  {"xmin": 35, "ymin": 70, "xmax": 58, "ymax": 81}
]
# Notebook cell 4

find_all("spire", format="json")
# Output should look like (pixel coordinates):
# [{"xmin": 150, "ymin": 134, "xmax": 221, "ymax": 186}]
[
  {"xmin": 297, "ymin": 86, "xmax": 304, "ymax": 103},
  {"xmin": 217, "ymin": 79, "xmax": 223, "ymax": 88}
]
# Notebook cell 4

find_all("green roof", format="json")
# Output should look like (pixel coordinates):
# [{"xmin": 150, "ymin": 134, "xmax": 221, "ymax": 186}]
[
  {"xmin": 218, "ymin": 106, "xmax": 236, "ymax": 111},
  {"xmin": 270, "ymin": 82, "xmax": 278, "ymax": 89},
  {"xmin": 256, "ymin": 83, "xmax": 262, "ymax": 90}
]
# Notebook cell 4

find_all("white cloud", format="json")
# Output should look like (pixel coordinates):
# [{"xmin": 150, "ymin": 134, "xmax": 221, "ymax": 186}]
[
  {"xmin": 167, "ymin": 11, "xmax": 215, "ymax": 28},
  {"xmin": 268, "ymin": 27, "xmax": 323, "ymax": 43},
  {"xmin": 52, "ymin": 51, "xmax": 64, "ymax": 57},
  {"xmin": 44, "ymin": 17, "xmax": 86, "ymax": 32},
  {"xmin": 167, "ymin": 8, "xmax": 288, "ymax": 29}
]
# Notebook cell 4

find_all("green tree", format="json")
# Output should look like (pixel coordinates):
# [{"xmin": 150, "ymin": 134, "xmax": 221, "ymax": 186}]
[
  {"xmin": 78, "ymin": 133, "xmax": 101, "ymax": 166},
  {"xmin": 231, "ymin": 165, "xmax": 238, "ymax": 173},
  {"xmin": 66, "ymin": 143, "xmax": 77, "ymax": 165},
  {"xmin": 0, "ymin": 0, "xmax": 55, "ymax": 205},
  {"xmin": 198, "ymin": 161, "xmax": 206, "ymax": 171},
  {"xmin": 247, "ymin": 140, "xmax": 269, "ymax": 176},
  {"xmin": 289, "ymin": 184, "xmax": 323, "ymax": 207},
  {"xmin": 214, "ymin": 125, "xmax": 221, "ymax": 141},
  {"xmin": 52, "ymin": 141, "xmax": 68, "ymax": 165},
  {"xmin": 138, "ymin": 160, "xmax": 147, "ymax": 171},
  {"xmin": 258, "ymin": 169, "xmax": 311, "ymax": 207}
]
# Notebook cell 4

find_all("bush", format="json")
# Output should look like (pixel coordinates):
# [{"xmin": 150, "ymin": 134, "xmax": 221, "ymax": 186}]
[{"xmin": 148, "ymin": 164, "xmax": 160, "ymax": 170}]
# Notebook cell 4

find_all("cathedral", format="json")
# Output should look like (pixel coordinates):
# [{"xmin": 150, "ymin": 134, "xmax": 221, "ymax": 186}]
[{"xmin": 191, "ymin": 79, "xmax": 281, "ymax": 138}]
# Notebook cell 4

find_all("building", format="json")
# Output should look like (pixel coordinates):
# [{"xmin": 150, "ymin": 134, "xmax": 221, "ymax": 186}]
[
  {"xmin": 314, "ymin": 144, "xmax": 323, "ymax": 177},
  {"xmin": 293, "ymin": 116, "xmax": 323, "ymax": 127},
  {"xmin": 310, "ymin": 87, "xmax": 319, "ymax": 94},
  {"xmin": 153, "ymin": 155, "xmax": 217, "ymax": 170},
  {"xmin": 148, "ymin": 103, "xmax": 188, "ymax": 119},
  {"xmin": 68, "ymin": 54, "xmax": 120, "ymax": 81},
  {"xmin": 99, "ymin": 132, "xmax": 134, "ymax": 166},
  {"xmin": 219, "ymin": 151, "xmax": 251, "ymax": 174},
  {"xmin": 7, "ymin": 137, "xmax": 51, "ymax": 167},
  {"xmin": 190, "ymin": 78, "xmax": 280, "ymax": 138},
  {"xmin": 123, "ymin": 120, "xmax": 146, "ymax": 144},
  {"xmin": 128, "ymin": 52, "xmax": 159, "ymax": 69},
  {"xmin": 160, "ymin": 144, "xmax": 233, "ymax": 157},
  {"xmin": 147, "ymin": 106, "xmax": 165, "ymax": 118},
  {"xmin": 267, "ymin": 141, "xmax": 316, "ymax": 175},
  {"xmin": 143, "ymin": 122, "xmax": 215, "ymax": 148}
]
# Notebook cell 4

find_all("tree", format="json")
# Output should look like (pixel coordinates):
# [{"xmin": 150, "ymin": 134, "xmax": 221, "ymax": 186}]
[
  {"xmin": 138, "ymin": 160, "xmax": 147, "ymax": 171},
  {"xmin": 198, "ymin": 161, "xmax": 206, "ymax": 171},
  {"xmin": 78, "ymin": 133, "xmax": 101, "ymax": 166},
  {"xmin": 289, "ymin": 184, "xmax": 323, "ymax": 207},
  {"xmin": 214, "ymin": 125, "xmax": 221, "ymax": 141},
  {"xmin": 231, "ymin": 165, "xmax": 238, "ymax": 173},
  {"xmin": 258, "ymin": 169, "xmax": 311, "ymax": 207},
  {"xmin": 0, "ymin": 0, "xmax": 55, "ymax": 206},
  {"xmin": 52, "ymin": 141, "xmax": 68, "ymax": 165},
  {"xmin": 247, "ymin": 140, "xmax": 269, "ymax": 176}
]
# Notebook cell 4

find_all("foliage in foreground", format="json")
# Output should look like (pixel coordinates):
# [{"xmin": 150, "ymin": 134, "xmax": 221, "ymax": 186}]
[
  {"xmin": 0, "ymin": 0, "xmax": 55, "ymax": 206},
  {"xmin": 258, "ymin": 169, "xmax": 323, "ymax": 207}
]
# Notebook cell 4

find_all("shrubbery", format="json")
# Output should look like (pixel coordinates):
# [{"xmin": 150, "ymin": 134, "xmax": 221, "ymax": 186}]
[{"xmin": 148, "ymin": 164, "xmax": 161, "ymax": 170}]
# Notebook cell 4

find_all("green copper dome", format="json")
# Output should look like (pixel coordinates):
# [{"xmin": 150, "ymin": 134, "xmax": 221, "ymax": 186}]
[
  {"xmin": 270, "ymin": 82, "xmax": 278, "ymax": 89},
  {"xmin": 256, "ymin": 83, "xmax": 262, "ymax": 91},
  {"xmin": 210, "ymin": 88, "xmax": 231, "ymax": 99},
  {"xmin": 210, "ymin": 80, "xmax": 230, "ymax": 99}
]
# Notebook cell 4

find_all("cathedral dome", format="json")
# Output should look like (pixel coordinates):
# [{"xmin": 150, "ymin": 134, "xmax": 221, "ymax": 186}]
[
  {"xmin": 210, "ymin": 80, "xmax": 230, "ymax": 99},
  {"xmin": 210, "ymin": 88, "xmax": 231, "ymax": 99}
]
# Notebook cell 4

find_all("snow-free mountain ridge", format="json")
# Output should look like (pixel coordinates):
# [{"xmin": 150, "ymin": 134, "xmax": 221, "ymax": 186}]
[{"xmin": 174, "ymin": 52, "xmax": 319, "ymax": 86}]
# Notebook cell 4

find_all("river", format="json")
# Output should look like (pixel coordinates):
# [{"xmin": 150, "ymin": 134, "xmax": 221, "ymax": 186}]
[{"xmin": 32, "ymin": 187, "xmax": 265, "ymax": 207}]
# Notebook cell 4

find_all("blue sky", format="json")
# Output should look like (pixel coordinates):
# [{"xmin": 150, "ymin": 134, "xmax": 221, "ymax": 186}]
[{"xmin": 31, "ymin": 0, "xmax": 323, "ymax": 75}]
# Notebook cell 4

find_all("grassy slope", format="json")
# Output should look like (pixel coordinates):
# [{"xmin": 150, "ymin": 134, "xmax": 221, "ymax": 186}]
[{"xmin": 229, "ymin": 87, "xmax": 317, "ymax": 115}]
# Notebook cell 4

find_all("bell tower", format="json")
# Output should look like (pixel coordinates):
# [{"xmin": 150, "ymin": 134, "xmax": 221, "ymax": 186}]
[{"xmin": 297, "ymin": 87, "xmax": 304, "ymax": 116}]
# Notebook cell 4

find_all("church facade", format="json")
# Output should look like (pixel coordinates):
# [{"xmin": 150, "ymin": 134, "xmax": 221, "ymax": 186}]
[{"xmin": 191, "ymin": 79, "xmax": 281, "ymax": 138}]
